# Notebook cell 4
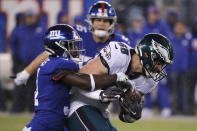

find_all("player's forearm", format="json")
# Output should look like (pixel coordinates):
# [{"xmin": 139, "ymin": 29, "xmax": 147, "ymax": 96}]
[
  {"xmin": 60, "ymin": 73, "xmax": 117, "ymax": 91},
  {"xmin": 14, "ymin": 51, "xmax": 49, "ymax": 86},
  {"xmin": 93, "ymin": 74, "xmax": 117, "ymax": 89},
  {"xmin": 25, "ymin": 51, "xmax": 49, "ymax": 74}
]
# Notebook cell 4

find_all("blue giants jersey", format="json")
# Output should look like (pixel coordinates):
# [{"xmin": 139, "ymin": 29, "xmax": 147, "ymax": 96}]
[
  {"xmin": 74, "ymin": 24, "xmax": 130, "ymax": 58},
  {"xmin": 35, "ymin": 56, "xmax": 79, "ymax": 117}
]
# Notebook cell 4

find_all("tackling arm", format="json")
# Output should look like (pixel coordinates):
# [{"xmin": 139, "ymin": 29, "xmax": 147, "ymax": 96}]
[
  {"xmin": 52, "ymin": 55, "xmax": 128, "ymax": 91},
  {"xmin": 52, "ymin": 69, "xmax": 128, "ymax": 91},
  {"xmin": 14, "ymin": 51, "xmax": 49, "ymax": 86}
]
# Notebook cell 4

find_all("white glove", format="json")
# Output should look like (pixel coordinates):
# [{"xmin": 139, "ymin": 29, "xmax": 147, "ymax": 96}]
[
  {"xmin": 14, "ymin": 70, "xmax": 30, "ymax": 86},
  {"xmin": 116, "ymin": 72, "xmax": 128, "ymax": 82}
]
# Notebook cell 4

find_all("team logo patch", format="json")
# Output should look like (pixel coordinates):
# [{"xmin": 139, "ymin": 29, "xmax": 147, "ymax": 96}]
[
  {"xmin": 50, "ymin": 30, "xmax": 61, "ymax": 40},
  {"xmin": 151, "ymin": 39, "xmax": 171, "ymax": 64}
]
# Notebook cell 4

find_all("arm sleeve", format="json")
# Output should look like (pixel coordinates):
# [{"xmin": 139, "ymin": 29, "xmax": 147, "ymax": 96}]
[{"xmin": 132, "ymin": 76, "xmax": 158, "ymax": 94}]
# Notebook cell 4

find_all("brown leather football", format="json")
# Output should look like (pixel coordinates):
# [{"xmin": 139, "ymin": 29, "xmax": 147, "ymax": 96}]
[{"xmin": 124, "ymin": 90, "xmax": 142, "ymax": 103}]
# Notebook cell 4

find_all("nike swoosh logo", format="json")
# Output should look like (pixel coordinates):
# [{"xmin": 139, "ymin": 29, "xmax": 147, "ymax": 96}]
[{"xmin": 130, "ymin": 111, "xmax": 136, "ymax": 115}]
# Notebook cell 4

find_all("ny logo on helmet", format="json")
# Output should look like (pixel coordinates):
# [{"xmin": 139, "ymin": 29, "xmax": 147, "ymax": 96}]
[{"xmin": 50, "ymin": 30, "xmax": 61, "ymax": 40}]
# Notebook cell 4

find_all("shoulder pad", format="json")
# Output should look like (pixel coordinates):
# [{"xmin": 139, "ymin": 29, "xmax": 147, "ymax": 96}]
[{"xmin": 116, "ymin": 34, "xmax": 130, "ymax": 45}]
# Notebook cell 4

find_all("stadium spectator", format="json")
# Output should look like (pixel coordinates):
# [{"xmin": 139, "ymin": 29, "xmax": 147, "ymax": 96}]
[
  {"xmin": 127, "ymin": 13, "xmax": 145, "ymax": 48},
  {"xmin": 183, "ymin": 18, "xmax": 197, "ymax": 115},
  {"xmin": 9, "ymin": 9, "xmax": 46, "ymax": 113},
  {"xmin": 166, "ymin": 8, "xmax": 179, "ymax": 33},
  {"xmin": 142, "ymin": 5, "xmax": 172, "ymax": 117},
  {"xmin": 73, "ymin": 15, "xmax": 84, "ymax": 26},
  {"xmin": 0, "ymin": 12, "xmax": 25, "ymax": 112},
  {"xmin": 143, "ymin": 5, "xmax": 170, "ymax": 37},
  {"xmin": 57, "ymin": 10, "xmax": 69, "ymax": 24},
  {"xmin": 15, "ymin": 12, "xmax": 25, "ymax": 27},
  {"xmin": 168, "ymin": 21, "xmax": 190, "ymax": 115},
  {"xmin": 0, "ymin": 83, "xmax": 6, "ymax": 111}
]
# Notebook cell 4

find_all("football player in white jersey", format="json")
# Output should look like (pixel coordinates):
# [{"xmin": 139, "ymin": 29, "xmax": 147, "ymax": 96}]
[{"xmin": 65, "ymin": 33, "xmax": 174, "ymax": 130}]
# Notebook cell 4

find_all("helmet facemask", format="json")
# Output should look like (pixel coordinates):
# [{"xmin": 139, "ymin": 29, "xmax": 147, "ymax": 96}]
[
  {"xmin": 54, "ymin": 39, "xmax": 85, "ymax": 63},
  {"xmin": 143, "ymin": 55, "xmax": 168, "ymax": 82}
]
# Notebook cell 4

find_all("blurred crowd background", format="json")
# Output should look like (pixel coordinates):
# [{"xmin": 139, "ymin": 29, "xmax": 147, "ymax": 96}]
[{"xmin": 0, "ymin": 0, "xmax": 196, "ymax": 118}]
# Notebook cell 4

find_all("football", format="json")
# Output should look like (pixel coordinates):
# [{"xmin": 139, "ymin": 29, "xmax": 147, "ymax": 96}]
[{"xmin": 124, "ymin": 89, "xmax": 142, "ymax": 103}]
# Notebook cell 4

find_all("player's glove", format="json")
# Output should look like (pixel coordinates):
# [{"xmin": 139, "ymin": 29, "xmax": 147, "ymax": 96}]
[
  {"xmin": 99, "ymin": 86, "xmax": 123, "ymax": 103},
  {"xmin": 14, "ymin": 70, "xmax": 30, "ymax": 86},
  {"xmin": 116, "ymin": 72, "xmax": 129, "ymax": 83},
  {"xmin": 119, "ymin": 105, "xmax": 141, "ymax": 123},
  {"xmin": 119, "ymin": 88, "xmax": 144, "ymax": 123},
  {"xmin": 116, "ymin": 80, "xmax": 135, "ymax": 92}
]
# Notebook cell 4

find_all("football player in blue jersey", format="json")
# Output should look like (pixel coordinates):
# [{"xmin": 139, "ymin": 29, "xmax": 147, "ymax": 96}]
[
  {"xmin": 74, "ymin": 1, "xmax": 130, "ymax": 61},
  {"xmin": 22, "ymin": 24, "xmax": 129, "ymax": 131}
]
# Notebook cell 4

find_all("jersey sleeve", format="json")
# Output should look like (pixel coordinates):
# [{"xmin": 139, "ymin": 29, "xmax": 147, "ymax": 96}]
[
  {"xmin": 132, "ymin": 76, "xmax": 158, "ymax": 94},
  {"xmin": 120, "ymin": 35, "xmax": 130, "ymax": 45},
  {"xmin": 115, "ymin": 34, "xmax": 131, "ymax": 46},
  {"xmin": 41, "ymin": 57, "xmax": 79, "ymax": 75},
  {"xmin": 56, "ymin": 58, "xmax": 79, "ymax": 72},
  {"xmin": 99, "ymin": 41, "xmax": 131, "ymax": 74}
]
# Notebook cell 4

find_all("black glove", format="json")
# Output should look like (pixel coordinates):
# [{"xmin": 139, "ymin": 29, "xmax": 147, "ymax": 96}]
[
  {"xmin": 116, "ymin": 80, "xmax": 135, "ymax": 93},
  {"xmin": 119, "ymin": 106, "xmax": 137, "ymax": 123},
  {"xmin": 99, "ymin": 86, "xmax": 123, "ymax": 103},
  {"xmin": 119, "ymin": 91, "xmax": 144, "ymax": 122}
]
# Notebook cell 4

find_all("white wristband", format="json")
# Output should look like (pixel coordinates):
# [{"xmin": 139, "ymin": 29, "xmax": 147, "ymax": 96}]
[
  {"xmin": 89, "ymin": 74, "xmax": 95, "ymax": 91},
  {"xmin": 116, "ymin": 72, "xmax": 128, "ymax": 82},
  {"xmin": 14, "ymin": 70, "xmax": 30, "ymax": 86}
]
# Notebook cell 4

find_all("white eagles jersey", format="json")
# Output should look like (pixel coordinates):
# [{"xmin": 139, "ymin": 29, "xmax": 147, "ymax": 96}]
[
  {"xmin": 68, "ymin": 41, "xmax": 158, "ymax": 118},
  {"xmin": 99, "ymin": 41, "xmax": 132, "ymax": 75},
  {"xmin": 99, "ymin": 41, "xmax": 158, "ymax": 94},
  {"xmin": 69, "ymin": 41, "xmax": 132, "ymax": 118}
]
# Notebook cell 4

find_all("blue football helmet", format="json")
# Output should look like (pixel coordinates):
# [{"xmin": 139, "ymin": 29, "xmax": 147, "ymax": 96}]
[
  {"xmin": 135, "ymin": 33, "xmax": 174, "ymax": 81},
  {"xmin": 44, "ymin": 24, "xmax": 85, "ymax": 62},
  {"xmin": 87, "ymin": 1, "xmax": 117, "ymax": 37}
]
